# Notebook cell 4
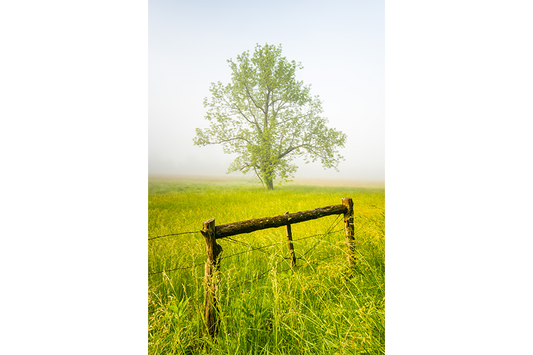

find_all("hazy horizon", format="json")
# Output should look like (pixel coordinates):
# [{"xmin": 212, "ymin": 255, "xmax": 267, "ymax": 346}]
[
  {"xmin": 147, "ymin": 173, "xmax": 385, "ymax": 188},
  {"xmin": 149, "ymin": 0, "xmax": 384, "ymax": 182}
]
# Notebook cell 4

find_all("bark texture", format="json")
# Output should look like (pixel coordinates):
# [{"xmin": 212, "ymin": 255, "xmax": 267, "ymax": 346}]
[{"xmin": 215, "ymin": 204, "xmax": 347, "ymax": 239}]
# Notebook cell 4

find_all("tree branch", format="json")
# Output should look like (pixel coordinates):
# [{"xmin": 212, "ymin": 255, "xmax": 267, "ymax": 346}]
[
  {"xmin": 243, "ymin": 81, "xmax": 266, "ymax": 115},
  {"xmin": 264, "ymin": 88, "xmax": 271, "ymax": 129},
  {"xmin": 235, "ymin": 82, "xmax": 261, "ymax": 127},
  {"xmin": 214, "ymin": 136, "xmax": 253, "ymax": 145},
  {"xmin": 278, "ymin": 144, "xmax": 310, "ymax": 159},
  {"xmin": 222, "ymin": 96, "xmax": 262, "ymax": 134},
  {"xmin": 252, "ymin": 165, "xmax": 265, "ymax": 188}
]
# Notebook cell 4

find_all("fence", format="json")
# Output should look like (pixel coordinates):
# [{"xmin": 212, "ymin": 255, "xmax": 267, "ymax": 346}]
[{"xmin": 200, "ymin": 197, "xmax": 355, "ymax": 337}]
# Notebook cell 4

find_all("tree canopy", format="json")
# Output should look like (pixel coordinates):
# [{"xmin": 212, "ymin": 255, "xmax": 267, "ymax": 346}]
[{"xmin": 193, "ymin": 44, "xmax": 346, "ymax": 189}]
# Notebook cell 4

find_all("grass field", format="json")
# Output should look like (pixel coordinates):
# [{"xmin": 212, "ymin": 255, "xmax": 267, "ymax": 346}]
[{"xmin": 148, "ymin": 177, "xmax": 385, "ymax": 354}]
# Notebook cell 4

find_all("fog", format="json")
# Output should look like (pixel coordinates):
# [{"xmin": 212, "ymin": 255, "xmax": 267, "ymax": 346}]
[{"xmin": 149, "ymin": 0, "xmax": 384, "ymax": 183}]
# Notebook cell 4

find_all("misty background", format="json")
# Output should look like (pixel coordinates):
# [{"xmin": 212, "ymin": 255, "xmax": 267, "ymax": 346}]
[{"xmin": 149, "ymin": 0, "xmax": 384, "ymax": 182}]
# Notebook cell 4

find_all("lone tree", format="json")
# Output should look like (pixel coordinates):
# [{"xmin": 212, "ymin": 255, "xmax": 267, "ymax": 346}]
[{"xmin": 194, "ymin": 44, "xmax": 347, "ymax": 190}]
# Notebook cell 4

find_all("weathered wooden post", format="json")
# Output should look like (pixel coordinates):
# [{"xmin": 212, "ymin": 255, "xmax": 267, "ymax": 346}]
[
  {"xmin": 284, "ymin": 211, "xmax": 297, "ymax": 268},
  {"xmin": 342, "ymin": 197, "xmax": 355, "ymax": 267},
  {"xmin": 201, "ymin": 218, "xmax": 222, "ymax": 337}
]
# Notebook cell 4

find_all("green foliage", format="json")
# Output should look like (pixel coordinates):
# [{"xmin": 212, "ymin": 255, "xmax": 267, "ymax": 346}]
[
  {"xmin": 148, "ymin": 178, "xmax": 384, "ymax": 354},
  {"xmin": 193, "ymin": 44, "xmax": 347, "ymax": 189}
]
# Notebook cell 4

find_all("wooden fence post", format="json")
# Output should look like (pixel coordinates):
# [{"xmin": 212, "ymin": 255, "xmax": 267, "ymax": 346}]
[
  {"xmin": 284, "ymin": 211, "xmax": 297, "ymax": 268},
  {"xmin": 342, "ymin": 197, "xmax": 355, "ymax": 267},
  {"xmin": 201, "ymin": 218, "xmax": 222, "ymax": 337}
]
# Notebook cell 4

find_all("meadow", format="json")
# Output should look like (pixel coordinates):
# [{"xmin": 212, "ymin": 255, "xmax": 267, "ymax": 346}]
[{"xmin": 148, "ymin": 177, "xmax": 385, "ymax": 354}]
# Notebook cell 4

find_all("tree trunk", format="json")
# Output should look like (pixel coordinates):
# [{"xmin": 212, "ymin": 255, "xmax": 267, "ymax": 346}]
[
  {"xmin": 265, "ymin": 175, "xmax": 274, "ymax": 190},
  {"xmin": 258, "ymin": 128, "xmax": 275, "ymax": 190},
  {"xmin": 259, "ymin": 150, "xmax": 275, "ymax": 190}
]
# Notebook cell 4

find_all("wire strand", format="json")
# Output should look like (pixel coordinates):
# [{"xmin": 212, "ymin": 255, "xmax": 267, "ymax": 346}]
[
  {"xmin": 148, "ymin": 230, "xmax": 201, "ymax": 241},
  {"xmin": 149, "ymin": 214, "xmax": 345, "ymax": 279},
  {"xmin": 148, "ymin": 262, "xmax": 204, "ymax": 276}
]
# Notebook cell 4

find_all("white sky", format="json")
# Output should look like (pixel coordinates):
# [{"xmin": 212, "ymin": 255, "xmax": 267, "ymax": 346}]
[{"xmin": 149, "ymin": 0, "xmax": 384, "ymax": 181}]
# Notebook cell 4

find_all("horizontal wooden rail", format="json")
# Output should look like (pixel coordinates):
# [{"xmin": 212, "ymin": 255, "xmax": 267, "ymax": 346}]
[{"xmin": 215, "ymin": 204, "xmax": 348, "ymax": 239}]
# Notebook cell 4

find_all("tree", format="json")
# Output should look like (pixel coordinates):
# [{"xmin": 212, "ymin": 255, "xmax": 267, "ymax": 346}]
[{"xmin": 193, "ymin": 44, "xmax": 347, "ymax": 190}]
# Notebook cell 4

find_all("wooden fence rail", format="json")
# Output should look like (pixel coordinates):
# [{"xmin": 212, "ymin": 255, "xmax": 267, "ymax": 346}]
[
  {"xmin": 215, "ymin": 204, "xmax": 348, "ymax": 238},
  {"xmin": 201, "ymin": 197, "xmax": 355, "ymax": 337}
]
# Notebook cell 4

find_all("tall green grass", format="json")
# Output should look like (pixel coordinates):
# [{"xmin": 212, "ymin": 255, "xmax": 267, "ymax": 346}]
[{"xmin": 148, "ymin": 178, "xmax": 384, "ymax": 354}]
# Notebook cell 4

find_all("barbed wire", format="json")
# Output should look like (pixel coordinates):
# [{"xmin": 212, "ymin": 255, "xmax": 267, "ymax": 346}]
[
  {"xmin": 148, "ymin": 230, "xmax": 201, "ymax": 241},
  {"xmin": 232, "ymin": 252, "xmax": 340, "ymax": 290},
  {"xmin": 222, "ymin": 215, "xmax": 345, "ymax": 289},
  {"xmin": 148, "ymin": 213, "xmax": 345, "ymax": 277},
  {"xmin": 300, "ymin": 214, "xmax": 343, "ymax": 258},
  {"xmin": 148, "ymin": 262, "xmax": 204, "ymax": 276},
  {"xmin": 149, "ymin": 225, "xmax": 348, "ymax": 276},
  {"xmin": 220, "ymin": 226, "xmax": 345, "ymax": 261}
]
